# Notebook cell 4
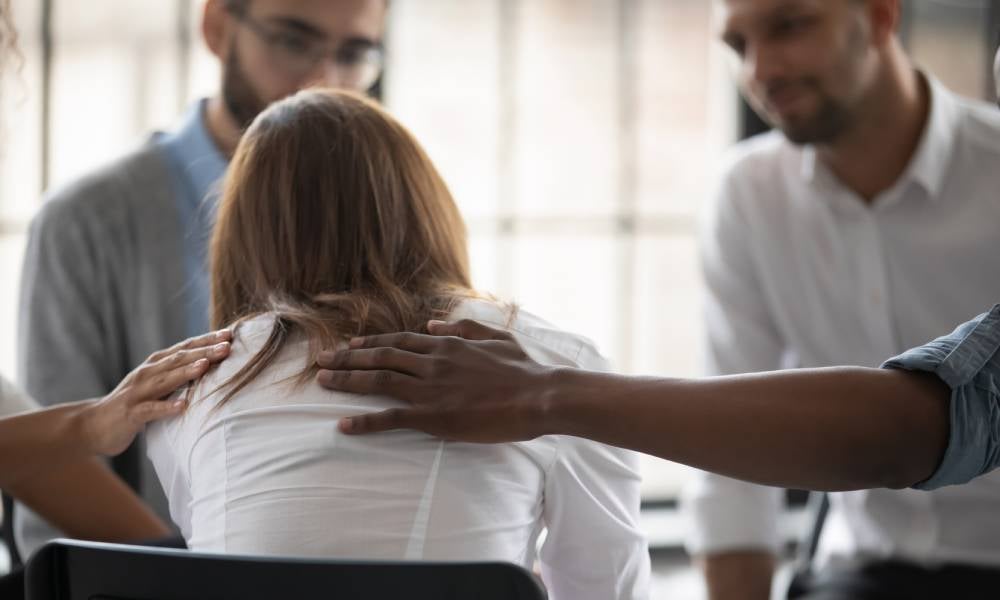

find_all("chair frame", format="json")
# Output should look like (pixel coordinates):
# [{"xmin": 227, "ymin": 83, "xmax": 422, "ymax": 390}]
[{"xmin": 26, "ymin": 538, "xmax": 547, "ymax": 600}]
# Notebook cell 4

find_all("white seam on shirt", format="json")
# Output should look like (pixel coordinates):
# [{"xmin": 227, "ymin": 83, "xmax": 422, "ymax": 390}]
[
  {"xmin": 222, "ymin": 419, "xmax": 230, "ymax": 553},
  {"xmin": 169, "ymin": 421, "xmax": 193, "ymax": 539},
  {"xmin": 404, "ymin": 440, "xmax": 445, "ymax": 560},
  {"xmin": 532, "ymin": 438, "xmax": 561, "ymax": 569}
]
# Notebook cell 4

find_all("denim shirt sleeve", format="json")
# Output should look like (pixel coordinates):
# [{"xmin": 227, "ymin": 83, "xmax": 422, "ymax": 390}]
[{"xmin": 881, "ymin": 305, "xmax": 1000, "ymax": 490}]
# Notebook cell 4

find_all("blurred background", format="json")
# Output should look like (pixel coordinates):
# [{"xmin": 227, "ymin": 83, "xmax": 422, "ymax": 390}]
[{"xmin": 0, "ymin": 0, "xmax": 998, "ymax": 596}]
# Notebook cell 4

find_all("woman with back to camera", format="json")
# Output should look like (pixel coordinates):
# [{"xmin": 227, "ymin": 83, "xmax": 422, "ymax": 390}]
[{"xmin": 146, "ymin": 88, "xmax": 650, "ymax": 600}]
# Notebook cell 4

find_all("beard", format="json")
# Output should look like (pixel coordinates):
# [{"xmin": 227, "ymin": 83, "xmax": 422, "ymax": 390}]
[
  {"xmin": 763, "ymin": 16, "xmax": 867, "ymax": 146},
  {"xmin": 762, "ymin": 81, "xmax": 855, "ymax": 146},
  {"xmin": 222, "ymin": 41, "xmax": 269, "ymax": 131}
]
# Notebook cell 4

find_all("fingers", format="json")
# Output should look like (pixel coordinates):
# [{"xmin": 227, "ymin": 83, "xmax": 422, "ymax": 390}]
[
  {"xmin": 136, "ymin": 340, "xmax": 229, "ymax": 399},
  {"xmin": 316, "ymin": 321, "xmax": 511, "ymax": 367},
  {"xmin": 338, "ymin": 408, "xmax": 422, "ymax": 435},
  {"xmin": 316, "ymin": 368, "xmax": 419, "ymax": 397},
  {"xmin": 350, "ymin": 331, "xmax": 441, "ymax": 353},
  {"xmin": 132, "ymin": 358, "xmax": 206, "ymax": 403},
  {"xmin": 315, "ymin": 332, "xmax": 438, "ymax": 369},
  {"xmin": 148, "ymin": 342, "xmax": 231, "ymax": 375},
  {"xmin": 427, "ymin": 319, "xmax": 512, "ymax": 342},
  {"xmin": 147, "ymin": 329, "xmax": 232, "ymax": 363},
  {"xmin": 131, "ymin": 397, "xmax": 188, "ymax": 425},
  {"xmin": 348, "ymin": 320, "xmax": 512, "ymax": 351},
  {"xmin": 316, "ymin": 347, "xmax": 431, "ymax": 377}
]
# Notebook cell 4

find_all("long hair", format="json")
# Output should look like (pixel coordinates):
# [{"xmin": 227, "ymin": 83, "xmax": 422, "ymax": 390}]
[{"xmin": 210, "ymin": 89, "xmax": 474, "ymax": 404}]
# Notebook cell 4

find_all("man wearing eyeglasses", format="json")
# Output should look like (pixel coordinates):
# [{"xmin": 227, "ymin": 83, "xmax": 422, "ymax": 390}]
[{"xmin": 15, "ymin": 0, "xmax": 387, "ymax": 556}]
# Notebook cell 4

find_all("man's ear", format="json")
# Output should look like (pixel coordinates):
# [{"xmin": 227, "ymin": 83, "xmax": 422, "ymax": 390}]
[
  {"xmin": 865, "ymin": 0, "xmax": 901, "ymax": 48},
  {"xmin": 202, "ymin": 0, "xmax": 230, "ymax": 60}
]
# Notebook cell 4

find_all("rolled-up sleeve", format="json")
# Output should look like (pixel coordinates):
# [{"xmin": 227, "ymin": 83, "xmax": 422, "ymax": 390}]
[{"xmin": 881, "ymin": 305, "xmax": 1000, "ymax": 490}]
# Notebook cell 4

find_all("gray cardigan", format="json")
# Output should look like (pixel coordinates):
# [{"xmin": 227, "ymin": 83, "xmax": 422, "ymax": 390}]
[{"xmin": 16, "ymin": 140, "xmax": 192, "ymax": 551}]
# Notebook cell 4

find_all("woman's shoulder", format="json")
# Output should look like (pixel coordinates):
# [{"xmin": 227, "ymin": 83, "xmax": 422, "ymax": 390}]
[
  {"xmin": 451, "ymin": 299, "xmax": 611, "ymax": 372},
  {"xmin": 147, "ymin": 315, "xmax": 291, "ymax": 455},
  {"xmin": 229, "ymin": 313, "xmax": 282, "ymax": 351}
]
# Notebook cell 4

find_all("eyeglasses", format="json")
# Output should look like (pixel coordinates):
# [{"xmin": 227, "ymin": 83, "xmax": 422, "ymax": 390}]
[{"xmin": 230, "ymin": 9, "xmax": 384, "ymax": 92}]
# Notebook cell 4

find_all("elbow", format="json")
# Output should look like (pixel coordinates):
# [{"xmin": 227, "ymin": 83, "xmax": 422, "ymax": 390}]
[
  {"xmin": 824, "ymin": 433, "xmax": 945, "ymax": 492},
  {"xmin": 858, "ymin": 433, "xmax": 946, "ymax": 491},
  {"xmin": 865, "ymin": 372, "xmax": 951, "ymax": 491},
  {"xmin": 825, "ymin": 458, "xmax": 926, "ymax": 492},
  {"xmin": 877, "ymin": 463, "xmax": 930, "ymax": 491},
  {"xmin": 884, "ymin": 436, "xmax": 946, "ymax": 490}
]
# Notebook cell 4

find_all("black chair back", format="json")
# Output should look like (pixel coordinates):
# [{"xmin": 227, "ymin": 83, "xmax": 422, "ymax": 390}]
[
  {"xmin": 25, "ymin": 539, "xmax": 547, "ymax": 600},
  {"xmin": 1, "ymin": 491, "xmax": 22, "ymax": 568}
]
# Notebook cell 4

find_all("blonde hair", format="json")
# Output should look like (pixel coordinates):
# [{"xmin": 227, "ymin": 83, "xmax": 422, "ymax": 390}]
[{"xmin": 210, "ymin": 89, "xmax": 474, "ymax": 404}]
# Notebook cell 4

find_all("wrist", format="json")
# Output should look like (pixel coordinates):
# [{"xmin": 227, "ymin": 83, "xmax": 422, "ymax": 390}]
[
  {"xmin": 71, "ymin": 400, "xmax": 103, "ymax": 455},
  {"xmin": 534, "ymin": 366, "xmax": 586, "ymax": 437}
]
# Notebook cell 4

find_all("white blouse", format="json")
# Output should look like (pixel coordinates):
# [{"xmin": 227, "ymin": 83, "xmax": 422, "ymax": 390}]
[{"xmin": 147, "ymin": 299, "xmax": 650, "ymax": 600}]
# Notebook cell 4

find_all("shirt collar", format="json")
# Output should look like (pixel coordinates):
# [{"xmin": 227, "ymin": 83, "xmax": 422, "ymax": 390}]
[
  {"xmin": 159, "ymin": 98, "xmax": 229, "ymax": 205},
  {"xmin": 799, "ymin": 72, "xmax": 960, "ymax": 202},
  {"xmin": 799, "ymin": 145, "xmax": 819, "ymax": 183},
  {"xmin": 904, "ymin": 74, "xmax": 960, "ymax": 200}
]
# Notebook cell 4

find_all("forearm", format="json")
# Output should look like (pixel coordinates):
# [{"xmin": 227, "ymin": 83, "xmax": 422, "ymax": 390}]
[
  {"xmin": 546, "ymin": 366, "xmax": 949, "ymax": 491},
  {"xmin": 0, "ymin": 401, "xmax": 97, "ymax": 489},
  {"xmin": 8, "ymin": 457, "xmax": 169, "ymax": 541}
]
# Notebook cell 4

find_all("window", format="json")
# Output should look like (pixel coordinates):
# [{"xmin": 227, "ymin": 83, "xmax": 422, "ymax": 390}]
[
  {"xmin": 906, "ymin": 0, "xmax": 997, "ymax": 101},
  {"xmin": 0, "ymin": 1, "xmax": 43, "ymax": 380},
  {"xmin": 0, "ymin": 0, "xmax": 997, "ymax": 507},
  {"xmin": 0, "ymin": 0, "xmax": 196, "ymax": 380},
  {"xmin": 382, "ymin": 0, "xmax": 738, "ymax": 502}
]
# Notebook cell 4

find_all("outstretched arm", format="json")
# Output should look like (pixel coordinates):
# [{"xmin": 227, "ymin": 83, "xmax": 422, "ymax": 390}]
[
  {"xmin": 9, "ymin": 458, "xmax": 171, "ymax": 542},
  {"xmin": 541, "ymin": 364, "xmax": 948, "ymax": 491},
  {"xmin": 317, "ymin": 320, "xmax": 949, "ymax": 492}
]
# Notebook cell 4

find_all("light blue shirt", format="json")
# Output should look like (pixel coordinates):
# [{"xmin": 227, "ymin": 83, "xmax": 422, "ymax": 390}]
[
  {"xmin": 883, "ymin": 304, "xmax": 1000, "ymax": 490},
  {"xmin": 155, "ymin": 99, "xmax": 229, "ymax": 338}
]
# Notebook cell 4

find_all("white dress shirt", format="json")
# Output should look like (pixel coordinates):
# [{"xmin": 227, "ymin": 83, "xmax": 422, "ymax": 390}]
[
  {"xmin": 147, "ymin": 299, "xmax": 650, "ymax": 600},
  {"xmin": 683, "ymin": 76, "xmax": 1000, "ymax": 569},
  {"xmin": 0, "ymin": 376, "xmax": 38, "ymax": 417}
]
